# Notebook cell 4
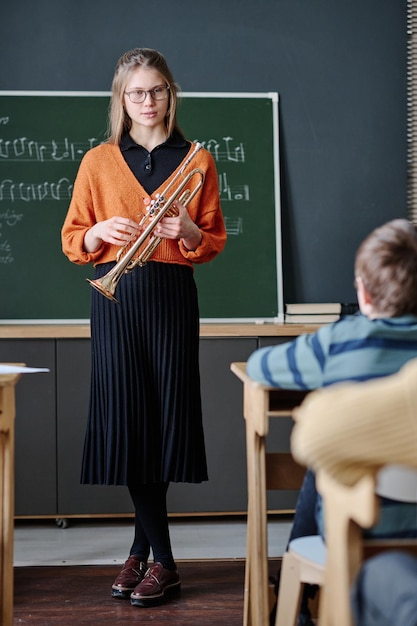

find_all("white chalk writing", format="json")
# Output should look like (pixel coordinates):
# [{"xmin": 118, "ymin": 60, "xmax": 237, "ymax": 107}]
[
  {"xmin": 0, "ymin": 137, "xmax": 101, "ymax": 162},
  {"xmin": 0, "ymin": 208, "xmax": 23, "ymax": 265},
  {"xmin": 0, "ymin": 177, "xmax": 73, "ymax": 202},
  {"xmin": 219, "ymin": 172, "xmax": 250, "ymax": 201},
  {"xmin": 0, "ymin": 208, "xmax": 23, "ymax": 226},
  {"xmin": 224, "ymin": 217, "xmax": 243, "ymax": 235},
  {"xmin": 195, "ymin": 137, "xmax": 245, "ymax": 163},
  {"xmin": 0, "ymin": 226, "xmax": 14, "ymax": 264}
]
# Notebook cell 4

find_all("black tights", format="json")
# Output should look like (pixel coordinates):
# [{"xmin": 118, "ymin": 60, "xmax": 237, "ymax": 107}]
[{"xmin": 127, "ymin": 481, "xmax": 176, "ymax": 571}]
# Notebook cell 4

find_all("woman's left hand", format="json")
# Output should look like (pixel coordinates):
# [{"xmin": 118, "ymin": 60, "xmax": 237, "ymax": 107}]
[{"xmin": 154, "ymin": 201, "xmax": 202, "ymax": 251}]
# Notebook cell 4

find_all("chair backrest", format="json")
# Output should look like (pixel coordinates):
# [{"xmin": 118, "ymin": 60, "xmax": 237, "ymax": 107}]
[
  {"xmin": 316, "ymin": 470, "xmax": 378, "ymax": 626},
  {"xmin": 376, "ymin": 465, "xmax": 417, "ymax": 502},
  {"xmin": 316, "ymin": 469, "xmax": 417, "ymax": 626}
]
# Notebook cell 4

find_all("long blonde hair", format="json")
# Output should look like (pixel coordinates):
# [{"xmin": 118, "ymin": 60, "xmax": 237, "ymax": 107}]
[{"xmin": 107, "ymin": 48, "xmax": 183, "ymax": 145}]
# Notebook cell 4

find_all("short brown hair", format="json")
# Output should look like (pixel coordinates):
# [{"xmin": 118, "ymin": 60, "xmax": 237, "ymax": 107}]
[
  {"xmin": 107, "ymin": 48, "xmax": 183, "ymax": 145},
  {"xmin": 354, "ymin": 219, "xmax": 417, "ymax": 316}
]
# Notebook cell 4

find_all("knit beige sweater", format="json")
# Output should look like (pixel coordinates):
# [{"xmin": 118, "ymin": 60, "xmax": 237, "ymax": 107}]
[
  {"xmin": 291, "ymin": 358, "xmax": 417, "ymax": 485},
  {"xmin": 61, "ymin": 142, "xmax": 226, "ymax": 268}
]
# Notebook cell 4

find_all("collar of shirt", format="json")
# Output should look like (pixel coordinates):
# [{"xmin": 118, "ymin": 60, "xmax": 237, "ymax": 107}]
[
  {"xmin": 120, "ymin": 130, "xmax": 188, "ymax": 153},
  {"xmin": 120, "ymin": 131, "xmax": 190, "ymax": 195}
]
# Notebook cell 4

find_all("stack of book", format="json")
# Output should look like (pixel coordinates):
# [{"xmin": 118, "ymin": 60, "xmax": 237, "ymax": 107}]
[{"xmin": 284, "ymin": 302, "xmax": 342, "ymax": 324}]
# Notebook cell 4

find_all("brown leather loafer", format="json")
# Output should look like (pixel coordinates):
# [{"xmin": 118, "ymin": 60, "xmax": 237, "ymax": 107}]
[
  {"xmin": 111, "ymin": 556, "xmax": 148, "ymax": 599},
  {"xmin": 130, "ymin": 562, "xmax": 181, "ymax": 607}
]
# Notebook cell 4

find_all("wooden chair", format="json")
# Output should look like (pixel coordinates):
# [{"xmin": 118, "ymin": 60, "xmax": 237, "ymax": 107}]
[
  {"xmin": 244, "ymin": 450, "xmax": 307, "ymax": 624},
  {"xmin": 264, "ymin": 451, "xmax": 309, "ymax": 607},
  {"xmin": 231, "ymin": 361, "xmax": 417, "ymax": 625},
  {"xmin": 275, "ymin": 467, "xmax": 417, "ymax": 626}
]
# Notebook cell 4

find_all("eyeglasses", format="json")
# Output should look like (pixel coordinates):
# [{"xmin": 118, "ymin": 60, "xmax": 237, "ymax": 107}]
[{"xmin": 124, "ymin": 85, "xmax": 170, "ymax": 104}]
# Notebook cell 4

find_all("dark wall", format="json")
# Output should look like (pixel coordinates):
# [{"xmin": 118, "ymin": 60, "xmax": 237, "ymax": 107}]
[{"xmin": 0, "ymin": 0, "xmax": 407, "ymax": 304}]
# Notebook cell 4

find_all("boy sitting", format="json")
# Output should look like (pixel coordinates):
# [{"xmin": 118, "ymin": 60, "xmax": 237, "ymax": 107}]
[{"xmin": 246, "ymin": 218, "xmax": 417, "ymax": 625}]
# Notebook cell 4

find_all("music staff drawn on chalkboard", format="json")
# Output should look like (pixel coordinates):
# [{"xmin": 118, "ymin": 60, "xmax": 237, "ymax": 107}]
[
  {"xmin": 224, "ymin": 217, "xmax": 243, "ymax": 236},
  {"xmin": 0, "ymin": 173, "xmax": 249, "ymax": 217},
  {"xmin": 0, "ymin": 135, "xmax": 245, "ymax": 164},
  {"xmin": 199, "ymin": 137, "xmax": 245, "ymax": 163},
  {"xmin": 0, "ymin": 177, "xmax": 73, "ymax": 202},
  {"xmin": 218, "ymin": 172, "xmax": 250, "ymax": 201},
  {"xmin": 0, "ymin": 137, "xmax": 102, "ymax": 162}
]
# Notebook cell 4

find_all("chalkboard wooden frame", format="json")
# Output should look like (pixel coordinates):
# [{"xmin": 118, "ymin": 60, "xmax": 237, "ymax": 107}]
[{"xmin": 0, "ymin": 91, "xmax": 282, "ymax": 323}]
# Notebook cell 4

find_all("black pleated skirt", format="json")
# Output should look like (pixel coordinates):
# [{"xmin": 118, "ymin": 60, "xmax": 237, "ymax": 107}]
[{"xmin": 81, "ymin": 261, "xmax": 207, "ymax": 486}]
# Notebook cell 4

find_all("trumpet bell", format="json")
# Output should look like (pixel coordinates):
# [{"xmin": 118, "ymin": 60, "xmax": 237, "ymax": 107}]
[{"xmin": 86, "ymin": 277, "xmax": 119, "ymax": 303}]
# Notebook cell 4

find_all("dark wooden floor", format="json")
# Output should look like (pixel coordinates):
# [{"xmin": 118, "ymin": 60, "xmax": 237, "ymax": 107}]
[{"xmin": 14, "ymin": 559, "xmax": 271, "ymax": 625}]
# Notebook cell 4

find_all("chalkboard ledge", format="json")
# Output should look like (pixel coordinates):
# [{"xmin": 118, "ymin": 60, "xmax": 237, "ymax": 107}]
[{"xmin": 0, "ymin": 323, "xmax": 320, "ymax": 339}]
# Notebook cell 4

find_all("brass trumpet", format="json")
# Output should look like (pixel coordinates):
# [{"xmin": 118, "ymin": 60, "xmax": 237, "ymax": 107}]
[{"xmin": 87, "ymin": 142, "xmax": 205, "ymax": 303}]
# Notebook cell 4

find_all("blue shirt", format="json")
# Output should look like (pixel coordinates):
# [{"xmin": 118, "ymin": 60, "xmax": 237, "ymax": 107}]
[
  {"xmin": 246, "ymin": 313, "xmax": 417, "ymax": 389},
  {"xmin": 246, "ymin": 313, "xmax": 417, "ymax": 539}
]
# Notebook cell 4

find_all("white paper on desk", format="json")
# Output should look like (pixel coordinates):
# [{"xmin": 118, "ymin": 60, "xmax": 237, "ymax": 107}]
[{"xmin": 0, "ymin": 365, "xmax": 50, "ymax": 374}]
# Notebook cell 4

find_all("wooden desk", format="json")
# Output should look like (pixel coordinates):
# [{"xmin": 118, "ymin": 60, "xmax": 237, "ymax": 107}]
[
  {"xmin": 231, "ymin": 362, "xmax": 308, "ymax": 626},
  {"xmin": 0, "ymin": 369, "xmax": 21, "ymax": 626},
  {"xmin": 0, "ymin": 322, "xmax": 321, "ymax": 339}
]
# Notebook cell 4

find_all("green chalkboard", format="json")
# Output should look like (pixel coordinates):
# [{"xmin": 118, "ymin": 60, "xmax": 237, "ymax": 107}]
[{"xmin": 0, "ymin": 92, "xmax": 282, "ymax": 322}]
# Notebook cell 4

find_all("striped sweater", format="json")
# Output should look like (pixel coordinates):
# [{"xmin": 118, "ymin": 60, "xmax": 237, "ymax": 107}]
[
  {"xmin": 246, "ymin": 313, "xmax": 417, "ymax": 538},
  {"xmin": 246, "ymin": 313, "xmax": 417, "ymax": 389}
]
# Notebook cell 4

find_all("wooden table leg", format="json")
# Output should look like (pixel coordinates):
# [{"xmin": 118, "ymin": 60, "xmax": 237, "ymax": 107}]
[
  {"xmin": 245, "ymin": 420, "xmax": 270, "ymax": 626},
  {"xmin": 231, "ymin": 363, "xmax": 308, "ymax": 626},
  {"xmin": 0, "ymin": 385, "xmax": 15, "ymax": 626}
]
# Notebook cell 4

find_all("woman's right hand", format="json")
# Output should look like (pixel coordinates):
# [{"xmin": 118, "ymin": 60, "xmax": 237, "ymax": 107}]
[{"xmin": 84, "ymin": 217, "xmax": 142, "ymax": 253}]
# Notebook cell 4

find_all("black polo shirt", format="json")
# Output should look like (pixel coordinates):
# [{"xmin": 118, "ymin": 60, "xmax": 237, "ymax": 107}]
[{"xmin": 120, "ymin": 131, "xmax": 190, "ymax": 195}]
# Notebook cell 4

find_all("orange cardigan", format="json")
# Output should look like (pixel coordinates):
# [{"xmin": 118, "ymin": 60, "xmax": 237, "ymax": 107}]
[{"xmin": 61, "ymin": 142, "xmax": 226, "ymax": 268}]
